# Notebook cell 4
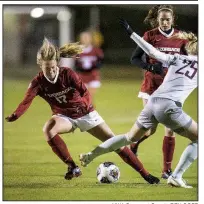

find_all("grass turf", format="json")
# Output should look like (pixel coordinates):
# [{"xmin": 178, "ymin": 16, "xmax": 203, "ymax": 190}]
[{"xmin": 3, "ymin": 74, "xmax": 198, "ymax": 201}]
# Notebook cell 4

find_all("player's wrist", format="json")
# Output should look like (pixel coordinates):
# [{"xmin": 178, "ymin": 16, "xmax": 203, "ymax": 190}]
[{"xmin": 126, "ymin": 26, "xmax": 134, "ymax": 36}]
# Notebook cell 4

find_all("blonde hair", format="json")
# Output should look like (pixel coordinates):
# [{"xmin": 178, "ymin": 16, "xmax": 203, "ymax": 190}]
[
  {"xmin": 37, "ymin": 38, "xmax": 83, "ymax": 65},
  {"xmin": 144, "ymin": 5, "xmax": 175, "ymax": 28},
  {"xmin": 172, "ymin": 32, "xmax": 197, "ymax": 55}
]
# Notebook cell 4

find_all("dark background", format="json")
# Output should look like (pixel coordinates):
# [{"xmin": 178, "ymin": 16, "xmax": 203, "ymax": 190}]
[{"xmin": 3, "ymin": 4, "xmax": 198, "ymax": 66}]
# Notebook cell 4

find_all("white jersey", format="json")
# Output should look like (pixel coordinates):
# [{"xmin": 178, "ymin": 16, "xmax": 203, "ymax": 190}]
[
  {"xmin": 152, "ymin": 54, "xmax": 197, "ymax": 104},
  {"xmin": 130, "ymin": 32, "xmax": 198, "ymax": 105}
]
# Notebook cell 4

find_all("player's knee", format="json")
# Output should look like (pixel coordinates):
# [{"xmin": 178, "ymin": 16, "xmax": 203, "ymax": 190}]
[
  {"xmin": 42, "ymin": 121, "xmax": 49, "ymax": 134},
  {"xmin": 146, "ymin": 126, "xmax": 157, "ymax": 136},
  {"xmin": 189, "ymin": 132, "xmax": 198, "ymax": 142},
  {"xmin": 126, "ymin": 132, "xmax": 141, "ymax": 143},
  {"xmin": 42, "ymin": 119, "xmax": 56, "ymax": 138},
  {"xmin": 165, "ymin": 127, "xmax": 174, "ymax": 136}
]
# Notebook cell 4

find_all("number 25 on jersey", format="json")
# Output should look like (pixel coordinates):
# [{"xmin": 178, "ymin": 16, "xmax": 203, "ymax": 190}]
[{"xmin": 175, "ymin": 60, "xmax": 198, "ymax": 79}]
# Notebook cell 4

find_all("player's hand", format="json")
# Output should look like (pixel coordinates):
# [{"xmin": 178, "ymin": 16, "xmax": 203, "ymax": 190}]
[
  {"xmin": 5, "ymin": 113, "xmax": 17, "ymax": 122},
  {"xmin": 119, "ymin": 19, "xmax": 134, "ymax": 36},
  {"xmin": 147, "ymin": 62, "xmax": 164, "ymax": 75}
]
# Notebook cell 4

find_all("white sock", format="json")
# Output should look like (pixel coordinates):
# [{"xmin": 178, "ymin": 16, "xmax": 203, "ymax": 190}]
[
  {"xmin": 89, "ymin": 134, "xmax": 132, "ymax": 161},
  {"xmin": 172, "ymin": 142, "xmax": 197, "ymax": 179}
]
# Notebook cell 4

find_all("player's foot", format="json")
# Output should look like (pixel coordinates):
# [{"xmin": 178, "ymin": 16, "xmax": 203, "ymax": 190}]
[
  {"xmin": 167, "ymin": 176, "xmax": 193, "ymax": 188},
  {"xmin": 143, "ymin": 174, "xmax": 160, "ymax": 184},
  {"xmin": 161, "ymin": 169, "xmax": 172, "ymax": 179},
  {"xmin": 130, "ymin": 143, "xmax": 138, "ymax": 156},
  {"xmin": 79, "ymin": 153, "xmax": 92, "ymax": 167},
  {"xmin": 64, "ymin": 166, "xmax": 82, "ymax": 180}
]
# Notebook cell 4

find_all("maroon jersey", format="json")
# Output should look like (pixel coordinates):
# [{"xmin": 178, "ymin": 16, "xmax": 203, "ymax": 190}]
[
  {"xmin": 140, "ymin": 27, "xmax": 187, "ymax": 95},
  {"xmin": 75, "ymin": 46, "xmax": 104, "ymax": 72},
  {"xmin": 13, "ymin": 67, "xmax": 94, "ymax": 119}
]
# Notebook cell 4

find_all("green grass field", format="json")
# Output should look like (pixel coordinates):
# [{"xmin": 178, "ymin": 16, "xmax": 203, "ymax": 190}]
[{"xmin": 3, "ymin": 68, "xmax": 198, "ymax": 201}]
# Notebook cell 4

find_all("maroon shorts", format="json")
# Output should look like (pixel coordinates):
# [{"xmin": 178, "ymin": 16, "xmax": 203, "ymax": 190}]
[
  {"xmin": 77, "ymin": 69, "xmax": 101, "ymax": 88},
  {"xmin": 138, "ymin": 68, "xmax": 168, "ymax": 99}
]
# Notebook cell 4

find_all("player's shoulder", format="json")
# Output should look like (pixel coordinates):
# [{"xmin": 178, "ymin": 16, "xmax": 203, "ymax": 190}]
[
  {"xmin": 144, "ymin": 28, "xmax": 160, "ymax": 41},
  {"xmin": 59, "ymin": 66, "xmax": 73, "ymax": 72},
  {"xmin": 144, "ymin": 28, "xmax": 159, "ymax": 36},
  {"xmin": 59, "ymin": 67, "xmax": 77, "ymax": 77},
  {"xmin": 27, "ymin": 72, "xmax": 42, "ymax": 89},
  {"xmin": 178, "ymin": 54, "xmax": 198, "ymax": 62},
  {"xmin": 173, "ymin": 28, "xmax": 180, "ymax": 34},
  {"xmin": 32, "ymin": 71, "xmax": 43, "ymax": 82},
  {"xmin": 171, "ymin": 53, "xmax": 197, "ymax": 64}
]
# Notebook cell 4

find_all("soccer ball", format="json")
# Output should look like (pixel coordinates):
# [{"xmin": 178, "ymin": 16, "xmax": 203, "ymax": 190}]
[{"xmin": 96, "ymin": 162, "xmax": 120, "ymax": 183}]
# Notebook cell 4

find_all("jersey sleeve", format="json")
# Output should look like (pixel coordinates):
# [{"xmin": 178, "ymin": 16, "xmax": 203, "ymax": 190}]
[
  {"xmin": 130, "ymin": 31, "xmax": 148, "ymax": 68},
  {"xmin": 130, "ymin": 32, "xmax": 175, "ymax": 67},
  {"xmin": 13, "ymin": 77, "xmax": 40, "ymax": 119}
]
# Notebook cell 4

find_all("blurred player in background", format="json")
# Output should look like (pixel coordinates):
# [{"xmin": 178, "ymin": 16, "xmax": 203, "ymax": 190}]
[
  {"xmin": 130, "ymin": 5, "xmax": 188, "ymax": 179},
  {"xmin": 75, "ymin": 30, "xmax": 104, "ymax": 105},
  {"xmin": 80, "ymin": 19, "xmax": 198, "ymax": 188},
  {"xmin": 91, "ymin": 27, "xmax": 104, "ymax": 48},
  {"xmin": 5, "ymin": 38, "xmax": 160, "ymax": 184}
]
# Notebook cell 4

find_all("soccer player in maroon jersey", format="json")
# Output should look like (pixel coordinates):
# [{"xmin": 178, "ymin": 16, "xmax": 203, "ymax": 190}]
[
  {"xmin": 130, "ymin": 5, "xmax": 188, "ymax": 179},
  {"xmin": 5, "ymin": 38, "xmax": 160, "ymax": 184},
  {"xmin": 75, "ymin": 31, "xmax": 104, "ymax": 104},
  {"xmin": 80, "ymin": 20, "xmax": 198, "ymax": 188}
]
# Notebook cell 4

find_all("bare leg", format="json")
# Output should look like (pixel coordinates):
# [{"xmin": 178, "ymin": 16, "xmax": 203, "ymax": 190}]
[
  {"xmin": 83, "ymin": 122, "xmax": 160, "ymax": 184},
  {"xmin": 130, "ymin": 98, "xmax": 157, "ymax": 154},
  {"xmin": 43, "ymin": 116, "xmax": 81, "ymax": 179},
  {"xmin": 130, "ymin": 98, "xmax": 176, "ymax": 179},
  {"xmin": 84, "ymin": 122, "xmax": 147, "ymax": 162},
  {"xmin": 174, "ymin": 120, "xmax": 197, "ymax": 142},
  {"xmin": 43, "ymin": 116, "xmax": 74, "ymax": 141}
]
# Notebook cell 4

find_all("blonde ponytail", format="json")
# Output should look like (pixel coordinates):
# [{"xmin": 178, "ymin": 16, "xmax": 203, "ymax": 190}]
[
  {"xmin": 59, "ymin": 42, "xmax": 83, "ymax": 58},
  {"xmin": 172, "ymin": 32, "xmax": 197, "ymax": 55},
  {"xmin": 37, "ymin": 38, "xmax": 83, "ymax": 65}
]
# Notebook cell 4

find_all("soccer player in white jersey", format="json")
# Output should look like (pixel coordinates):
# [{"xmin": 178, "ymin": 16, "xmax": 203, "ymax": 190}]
[{"xmin": 79, "ymin": 19, "xmax": 198, "ymax": 188}]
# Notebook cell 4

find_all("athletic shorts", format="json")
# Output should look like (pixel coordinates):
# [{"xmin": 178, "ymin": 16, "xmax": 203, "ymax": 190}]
[
  {"xmin": 136, "ymin": 97, "xmax": 192, "ymax": 131},
  {"xmin": 77, "ymin": 69, "xmax": 101, "ymax": 88},
  {"xmin": 53, "ymin": 110, "xmax": 104, "ymax": 132},
  {"xmin": 138, "ymin": 69, "xmax": 168, "ymax": 100}
]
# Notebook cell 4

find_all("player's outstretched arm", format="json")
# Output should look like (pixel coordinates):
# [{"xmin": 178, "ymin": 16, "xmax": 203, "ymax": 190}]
[
  {"xmin": 5, "ymin": 78, "xmax": 39, "ymax": 122},
  {"xmin": 119, "ymin": 19, "xmax": 171, "ymax": 67}
]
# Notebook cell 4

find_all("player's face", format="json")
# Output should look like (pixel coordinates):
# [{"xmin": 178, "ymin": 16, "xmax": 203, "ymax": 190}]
[
  {"xmin": 80, "ymin": 32, "xmax": 92, "ymax": 46},
  {"xmin": 157, "ymin": 11, "xmax": 173, "ymax": 31},
  {"xmin": 41, "ymin": 60, "xmax": 58, "ymax": 80}
]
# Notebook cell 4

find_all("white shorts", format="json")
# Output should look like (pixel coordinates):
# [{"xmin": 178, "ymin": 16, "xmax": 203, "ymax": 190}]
[
  {"xmin": 137, "ymin": 97, "xmax": 192, "ymax": 131},
  {"xmin": 85, "ymin": 80, "xmax": 101, "ymax": 88},
  {"xmin": 53, "ymin": 110, "xmax": 104, "ymax": 132},
  {"xmin": 138, "ymin": 91, "xmax": 150, "ymax": 100}
]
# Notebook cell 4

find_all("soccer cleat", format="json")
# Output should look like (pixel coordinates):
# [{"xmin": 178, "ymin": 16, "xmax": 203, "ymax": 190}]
[
  {"xmin": 143, "ymin": 174, "xmax": 160, "ymax": 184},
  {"xmin": 79, "ymin": 153, "xmax": 92, "ymax": 167},
  {"xmin": 64, "ymin": 166, "xmax": 82, "ymax": 180},
  {"xmin": 161, "ymin": 169, "xmax": 172, "ymax": 179},
  {"xmin": 167, "ymin": 176, "xmax": 193, "ymax": 188},
  {"xmin": 130, "ymin": 143, "xmax": 139, "ymax": 156}
]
